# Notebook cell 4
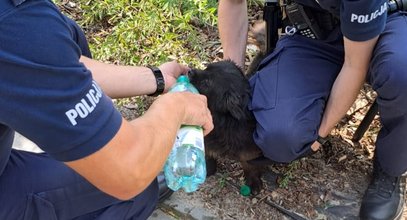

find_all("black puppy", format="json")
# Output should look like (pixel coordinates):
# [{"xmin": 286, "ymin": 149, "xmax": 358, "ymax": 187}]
[{"xmin": 189, "ymin": 60, "xmax": 266, "ymax": 194}]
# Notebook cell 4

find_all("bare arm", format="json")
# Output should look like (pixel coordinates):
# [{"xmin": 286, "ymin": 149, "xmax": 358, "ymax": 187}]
[
  {"xmin": 65, "ymin": 92, "xmax": 213, "ymax": 200},
  {"xmin": 218, "ymin": 0, "xmax": 248, "ymax": 67},
  {"xmin": 311, "ymin": 36, "xmax": 379, "ymax": 150},
  {"xmin": 80, "ymin": 56, "xmax": 188, "ymax": 99},
  {"xmin": 66, "ymin": 57, "xmax": 212, "ymax": 200}
]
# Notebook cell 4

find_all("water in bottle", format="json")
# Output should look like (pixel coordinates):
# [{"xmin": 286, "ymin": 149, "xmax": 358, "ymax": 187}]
[{"xmin": 163, "ymin": 75, "xmax": 207, "ymax": 193}]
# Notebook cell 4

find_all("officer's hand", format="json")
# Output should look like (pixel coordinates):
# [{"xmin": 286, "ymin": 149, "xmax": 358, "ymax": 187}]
[
  {"xmin": 311, "ymin": 141, "xmax": 321, "ymax": 152},
  {"xmin": 179, "ymin": 93, "xmax": 213, "ymax": 136},
  {"xmin": 158, "ymin": 61, "xmax": 190, "ymax": 92},
  {"xmin": 157, "ymin": 92, "xmax": 214, "ymax": 136}
]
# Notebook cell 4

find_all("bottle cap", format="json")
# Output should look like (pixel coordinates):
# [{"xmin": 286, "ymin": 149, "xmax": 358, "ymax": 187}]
[
  {"xmin": 177, "ymin": 75, "xmax": 189, "ymax": 83},
  {"xmin": 240, "ymin": 185, "xmax": 251, "ymax": 197}
]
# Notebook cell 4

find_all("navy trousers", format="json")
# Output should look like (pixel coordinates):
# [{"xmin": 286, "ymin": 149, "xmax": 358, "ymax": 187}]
[
  {"xmin": 0, "ymin": 17, "xmax": 158, "ymax": 220},
  {"xmin": 0, "ymin": 150, "xmax": 158, "ymax": 220},
  {"xmin": 249, "ymin": 12, "xmax": 407, "ymax": 176}
]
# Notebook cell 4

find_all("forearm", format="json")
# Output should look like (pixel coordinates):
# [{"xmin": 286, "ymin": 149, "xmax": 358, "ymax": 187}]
[
  {"xmin": 65, "ymin": 92, "xmax": 212, "ymax": 200},
  {"xmin": 318, "ymin": 64, "xmax": 367, "ymax": 137},
  {"xmin": 126, "ymin": 96, "xmax": 185, "ymax": 181},
  {"xmin": 318, "ymin": 37, "xmax": 379, "ymax": 138},
  {"xmin": 65, "ymin": 95, "xmax": 184, "ymax": 199},
  {"xmin": 80, "ymin": 56, "xmax": 157, "ymax": 98},
  {"xmin": 218, "ymin": 0, "xmax": 248, "ymax": 67}
]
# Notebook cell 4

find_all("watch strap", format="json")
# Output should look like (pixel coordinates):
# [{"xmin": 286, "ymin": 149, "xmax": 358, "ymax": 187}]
[
  {"xmin": 147, "ymin": 66, "xmax": 165, "ymax": 97},
  {"xmin": 316, "ymin": 135, "xmax": 329, "ymax": 146}
]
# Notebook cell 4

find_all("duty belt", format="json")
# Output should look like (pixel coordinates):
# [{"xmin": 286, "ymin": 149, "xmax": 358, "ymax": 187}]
[
  {"xmin": 283, "ymin": 2, "xmax": 337, "ymax": 40},
  {"xmin": 284, "ymin": 0, "xmax": 407, "ymax": 40}
]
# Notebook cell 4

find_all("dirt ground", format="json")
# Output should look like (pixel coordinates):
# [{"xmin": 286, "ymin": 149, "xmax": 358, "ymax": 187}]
[
  {"xmin": 116, "ymin": 10, "xmax": 407, "ymax": 220},
  {"xmin": 116, "ymin": 92, "xmax": 406, "ymax": 220},
  {"xmin": 114, "ymin": 26, "xmax": 407, "ymax": 220},
  {"xmin": 113, "ymin": 9, "xmax": 406, "ymax": 220}
]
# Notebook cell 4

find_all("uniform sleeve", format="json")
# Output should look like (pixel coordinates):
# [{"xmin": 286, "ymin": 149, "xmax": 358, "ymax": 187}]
[
  {"xmin": 0, "ymin": 0, "xmax": 122, "ymax": 161},
  {"xmin": 340, "ymin": 0, "xmax": 388, "ymax": 41}
]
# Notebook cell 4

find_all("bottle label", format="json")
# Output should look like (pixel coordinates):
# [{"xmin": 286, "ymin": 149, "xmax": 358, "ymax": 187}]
[{"xmin": 175, "ymin": 126, "xmax": 205, "ymax": 152}]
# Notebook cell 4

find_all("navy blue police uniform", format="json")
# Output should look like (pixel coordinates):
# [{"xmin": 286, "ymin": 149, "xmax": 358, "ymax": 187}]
[
  {"xmin": 249, "ymin": 0, "xmax": 407, "ymax": 177},
  {"xmin": 0, "ymin": 0, "xmax": 158, "ymax": 219}
]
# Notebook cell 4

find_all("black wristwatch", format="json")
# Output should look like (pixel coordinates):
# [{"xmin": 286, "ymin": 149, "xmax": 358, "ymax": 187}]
[
  {"xmin": 147, "ymin": 66, "xmax": 165, "ymax": 97},
  {"xmin": 316, "ymin": 135, "xmax": 329, "ymax": 146}
]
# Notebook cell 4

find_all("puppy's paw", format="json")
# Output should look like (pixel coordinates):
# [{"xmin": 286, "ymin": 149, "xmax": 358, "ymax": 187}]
[{"xmin": 245, "ymin": 176, "xmax": 263, "ymax": 195}]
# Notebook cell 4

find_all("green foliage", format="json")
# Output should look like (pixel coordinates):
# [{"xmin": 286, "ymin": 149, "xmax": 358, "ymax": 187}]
[
  {"xmin": 248, "ymin": 0, "xmax": 265, "ymax": 7},
  {"xmin": 217, "ymin": 173, "xmax": 227, "ymax": 188},
  {"xmin": 76, "ymin": 0, "xmax": 218, "ymax": 67},
  {"xmin": 279, "ymin": 161, "xmax": 300, "ymax": 189},
  {"xmin": 57, "ymin": 0, "xmax": 262, "ymax": 108}
]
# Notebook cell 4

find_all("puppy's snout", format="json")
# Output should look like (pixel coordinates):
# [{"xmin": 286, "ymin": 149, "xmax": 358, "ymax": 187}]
[
  {"xmin": 187, "ymin": 69, "xmax": 197, "ymax": 81},
  {"xmin": 188, "ymin": 69, "xmax": 195, "ymax": 75}
]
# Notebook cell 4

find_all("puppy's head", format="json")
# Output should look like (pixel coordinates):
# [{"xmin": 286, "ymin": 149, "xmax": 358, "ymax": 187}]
[{"xmin": 189, "ymin": 60, "xmax": 251, "ymax": 120}]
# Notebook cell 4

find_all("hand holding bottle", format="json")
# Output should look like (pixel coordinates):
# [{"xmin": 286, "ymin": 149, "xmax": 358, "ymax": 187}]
[{"xmin": 164, "ymin": 75, "xmax": 209, "ymax": 192}]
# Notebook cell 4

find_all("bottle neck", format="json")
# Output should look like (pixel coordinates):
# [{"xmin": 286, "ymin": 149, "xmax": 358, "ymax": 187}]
[{"xmin": 177, "ymin": 75, "xmax": 189, "ymax": 84}]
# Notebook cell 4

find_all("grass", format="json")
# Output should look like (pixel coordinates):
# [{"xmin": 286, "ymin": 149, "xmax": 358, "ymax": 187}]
[
  {"xmin": 61, "ymin": 0, "xmax": 263, "ymax": 67},
  {"xmin": 57, "ymin": 0, "xmax": 262, "ymax": 107},
  {"xmin": 71, "ymin": 0, "xmax": 218, "ymax": 68},
  {"xmin": 278, "ymin": 160, "xmax": 300, "ymax": 189}
]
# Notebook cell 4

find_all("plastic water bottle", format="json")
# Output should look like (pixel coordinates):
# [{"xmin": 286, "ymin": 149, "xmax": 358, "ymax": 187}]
[{"xmin": 163, "ymin": 75, "xmax": 206, "ymax": 193}]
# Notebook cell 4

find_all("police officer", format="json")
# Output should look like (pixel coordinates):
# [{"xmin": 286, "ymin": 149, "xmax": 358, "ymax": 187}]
[
  {"xmin": 218, "ymin": 0, "xmax": 406, "ymax": 219},
  {"xmin": 0, "ymin": 0, "xmax": 213, "ymax": 219}
]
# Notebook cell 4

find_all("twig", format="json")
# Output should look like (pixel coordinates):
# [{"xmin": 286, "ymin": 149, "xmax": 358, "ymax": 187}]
[
  {"xmin": 264, "ymin": 200, "xmax": 310, "ymax": 220},
  {"xmin": 216, "ymin": 173, "xmax": 310, "ymax": 220}
]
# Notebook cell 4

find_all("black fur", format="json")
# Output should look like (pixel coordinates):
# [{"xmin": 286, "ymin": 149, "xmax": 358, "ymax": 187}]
[{"xmin": 189, "ymin": 60, "xmax": 266, "ymax": 194}]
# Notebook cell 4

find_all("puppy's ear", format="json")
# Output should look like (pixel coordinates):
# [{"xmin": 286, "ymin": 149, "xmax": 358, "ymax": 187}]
[{"xmin": 220, "ymin": 91, "xmax": 246, "ymax": 120}]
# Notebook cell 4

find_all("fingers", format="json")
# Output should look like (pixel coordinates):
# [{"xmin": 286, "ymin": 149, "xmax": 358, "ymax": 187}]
[
  {"xmin": 310, "ymin": 141, "xmax": 321, "ymax": 152},
  {"xmin": 176, "ymin": 61, "xmax": 190, "ymax": 75},
  {"xmin": 160, "ymin": 61, "xmax": 190, "ymax": 76},
  {"xmin": 157, "ymin": 92, "xmax": 213, "ymax": 136},
  {"xmin": 202, "ymin": 107, "xmax": 214, "ymax": 136},
  {"xmin": 158, "ymin": 61, "xmax": 189, "ymax": 92},
  {"xmin": 181, "ymin": 93, "xmax": 213, "ymax": 135},
  {"xmin": 198, "ymin": 94, "xmax": 214, "ymax": 136}
]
